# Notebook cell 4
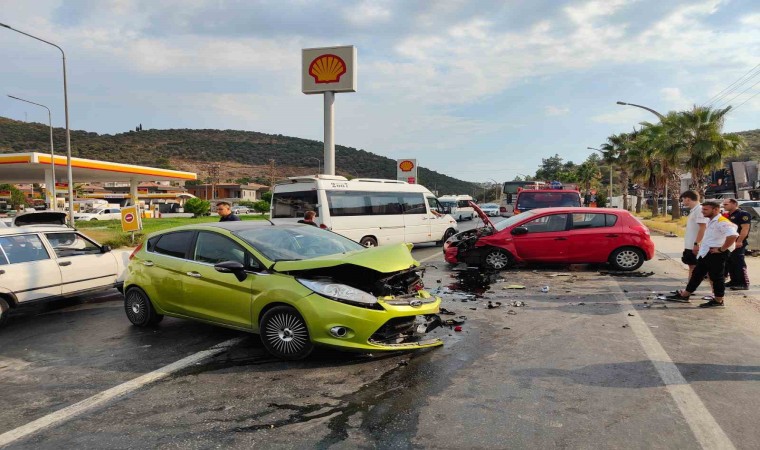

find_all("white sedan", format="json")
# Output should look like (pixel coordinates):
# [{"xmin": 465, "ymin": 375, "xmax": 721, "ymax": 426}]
[
  {"xmin": 0, "ymin": 226, "xmax": 130, "ymax": 327},
  {"xmin": 478, "ymin": 203, "xmax": 501, "ymax": 217},
  {"xmin": 74, "ymin": 207, "xmax": 122, "ymax": 221}
]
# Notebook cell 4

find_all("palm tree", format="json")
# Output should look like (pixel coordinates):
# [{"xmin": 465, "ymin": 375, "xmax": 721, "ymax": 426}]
[
  {"xmin": 670, "ymin": 106, "xmax": 745, "ymax": 198},
  {"xmin": 576, "ymin": 160, "xmax": 601, "ymax": 193},
  {"xmin": 628, "ymin": 130, "xmax": 664, "ymax": 217},
  {"xmin": 601, "ymin": 132, "xmax": 635, "ymax": 210}
]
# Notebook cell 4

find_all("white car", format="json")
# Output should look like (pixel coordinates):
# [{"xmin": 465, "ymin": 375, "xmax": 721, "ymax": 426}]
[
  {"xmin": 74, "ymin": 207, "xmax": 122, "ymax": 221},
  {"xmin": 0, "ymin": 226, "xmax": 131, "ymax": 327},
  {"xmin": 478, "ymin": 203, "xmax": 501, "ymax": 217}
]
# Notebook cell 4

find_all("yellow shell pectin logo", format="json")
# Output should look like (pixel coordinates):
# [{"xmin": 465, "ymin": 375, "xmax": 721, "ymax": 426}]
[
  {"xmin": 308, "ymin": 54, "xmax": 347, "ymax": 84},
  {"xmin": 399, "ymin": 160, "xmax": 415, "ymax": 172}
]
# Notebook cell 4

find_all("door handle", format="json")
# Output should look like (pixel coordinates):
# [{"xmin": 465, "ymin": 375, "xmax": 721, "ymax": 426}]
[
  {"xmin": 186, "ymin": 271, "xmax": 202, "ymax": 278},
  {"xmin": 605, "ymin": 234, "xmax": 619, "ymax": 238},
  {"xmin": 554, "ymin": 237, "xmax": 568, "ymax": 241},
  {"xmin": 142, "ymin": 261, "xmax": 154, "ymax": 266},
  {"xmin": 58, "ymin": 261, "xmax": 72, "ymax": 266}
]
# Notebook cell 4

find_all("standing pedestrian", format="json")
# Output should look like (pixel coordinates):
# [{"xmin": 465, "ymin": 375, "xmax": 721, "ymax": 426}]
[
  {"xmin": 723, "ymin": 199, "xmax": 751, "ymax": 290},
  {"xmin": 297, "ymin": 210, "xmax": 318, "ymax": 227},
  {"xmin": 679, "ymin": 191, "xmax": 708, "ymax": 280},
  {"xmin": 216, "ymin": 202, "xmax": 241, "ymax": 222},
  {"xmin": 667, "ymin": 201, "xmax": 739, "ymax": 308}
]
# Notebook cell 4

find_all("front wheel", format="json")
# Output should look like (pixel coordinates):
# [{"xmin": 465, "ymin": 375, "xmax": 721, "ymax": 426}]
[
  {"xmin": 359, "ymin": 236, "xmax": 378, "ymax": 247},
  {"xmin": 260, "ymin": 306, "xmax": 313, "ymax": 360},
  {"xmin": 437, "ymin": 228, "xmax": 457, "ymax": 246},
  {"xmin": 609, "ymin": 247, "xmax": 644, "ymax": 271},
  {"xmin": 124, "ymin": 287, "xmax": 164, "ymax": 326},
  {"xmin": 483, "ymin": 248, "xmax": 513, "ymax": 270}
]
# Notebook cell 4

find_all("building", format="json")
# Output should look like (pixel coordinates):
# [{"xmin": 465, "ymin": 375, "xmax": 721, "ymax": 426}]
[{"xmin": 185, "ymin": 183, "xmax": 269, "ymax": 203}]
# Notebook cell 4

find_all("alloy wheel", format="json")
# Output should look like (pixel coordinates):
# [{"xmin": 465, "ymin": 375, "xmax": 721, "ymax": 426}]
[
  {"xmin": 615, "ymin": 249, "xmax": 641, "ymax": 269},
  {"xmin": 125, "ymin": 290, "xmax": 147, "ymax": 324},
  {"xmin": 485, "ymin": 250, "xmax": 510, "ymax": 270},
  {"xmin": 264, "ymin": 312, "xmax": 309, "ymax": 356}
]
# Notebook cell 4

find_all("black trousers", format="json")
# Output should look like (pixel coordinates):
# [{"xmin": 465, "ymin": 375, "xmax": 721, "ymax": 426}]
[
  {"xmin": 686, "ymin": 251, "xmax": 729, "ymax": 297},
  {"xmin": 727, "ymin": 245, "xmax": 749, "ymax": 287}
]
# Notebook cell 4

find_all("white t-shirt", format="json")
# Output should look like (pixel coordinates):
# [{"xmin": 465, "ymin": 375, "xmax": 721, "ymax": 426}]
[
  {"xmin": 684, "ymin": 204, "xmax": 709, "ymax": 250},
  {"xmin": 697, "ymin": 215, "xmax": 739, "ymax": 258}
]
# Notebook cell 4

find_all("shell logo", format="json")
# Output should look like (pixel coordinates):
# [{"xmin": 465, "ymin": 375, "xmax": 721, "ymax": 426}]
[
  {"xmin": 399, "ymin": 160, "xmax": 415, "ymax": 172},
  {"xmin": 308, "ymin": 54, "xmax": 347, "ymax": 84}
]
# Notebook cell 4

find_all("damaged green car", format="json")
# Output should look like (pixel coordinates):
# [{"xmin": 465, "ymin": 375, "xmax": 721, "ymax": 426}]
[{"xmin": 123, "ymin": 222, "xmax": 443, "ymax": 359}]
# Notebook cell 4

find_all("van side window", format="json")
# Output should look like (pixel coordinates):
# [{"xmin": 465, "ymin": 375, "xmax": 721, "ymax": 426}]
[
  {"xmin": 369, "ymin": 194, "xmax": 403, "ymax": 215},
  {"xmin": 457, "ymin": 200, "xmax": 470, "ymax": 208},
  {"xmin": 327, "ymin": 192, "xmax": 371, "ymax": 216},
  {"xmin": 272, "ymin": 191, "xmax": 319, "ymax": 219},
  {"xmin": 402, "ymin": 194, "xmax": 426, "ymax": 214}
]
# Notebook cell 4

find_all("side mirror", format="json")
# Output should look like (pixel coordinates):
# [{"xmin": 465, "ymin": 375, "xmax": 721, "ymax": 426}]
[
  {"xmin": 214, "ymin": 261, "xmax": 248, "ymax": 282},
  {"xmin": 100, "ymin": 245, "xmax": 112, "ymax": 253},
  {"xmin": 511, "ymin": 226, "xmax": 529, "ymax": 236}
]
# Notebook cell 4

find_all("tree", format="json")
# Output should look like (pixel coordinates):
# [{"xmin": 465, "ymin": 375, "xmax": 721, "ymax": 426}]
[
  {"xmin": 535, "ymin": 154, "xmax": 565, "ymax": 181},
  {"xmin": 184, "ymin": 198, "xmax": 210, "ymax": 217},
  {"xmin": 260, "ymin": 191, "xmax": 272, "ymax": 203},
  {"xmin": 253, "ymin": 200, "xmax": 270, "ymax": 214},
  {"xmin": 601, "ymin": 133, "xmax": 634, "ymax": 210},
  {"xmin": 575, "ymin": 160, "xmax": 601, "ymax": 192},
  {"xmin": 0, "ymin": 184, "xmax": 27, "ymax": 210}
]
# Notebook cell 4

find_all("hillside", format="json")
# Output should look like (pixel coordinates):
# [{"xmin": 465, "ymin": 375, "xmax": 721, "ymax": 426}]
[
  {"xmin": 0, "ymin": 117, "xmax": 476, "ymax": 195},
  {"xmin": 730, "ymin": 129, "xmax": 760, "ymax": 162}
]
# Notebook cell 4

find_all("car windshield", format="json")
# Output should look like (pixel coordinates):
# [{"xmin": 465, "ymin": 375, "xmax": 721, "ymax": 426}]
[
  {"xmin": 494, "ymin": 211, "xmax": 537, "ymax": 232},
  {"xmin": 517, "ymin": 192, "xmax": 580, "ymax": 210},
  {"xmin": 439, "ymin": 201, "xmax": 456, "ymax": 207},
  {"xmin": 481, "ymin": 204, "xmax": 498, "ymax": 208},
  {"xmin": 234, "ymin": 225, "xmax": 365, "ymax": 261}
]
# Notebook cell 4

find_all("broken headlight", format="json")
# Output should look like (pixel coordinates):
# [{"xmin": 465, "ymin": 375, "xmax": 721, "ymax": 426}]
[{"xmin": 297, "ymin": 279, "xmax": 379, "ymax": 307}]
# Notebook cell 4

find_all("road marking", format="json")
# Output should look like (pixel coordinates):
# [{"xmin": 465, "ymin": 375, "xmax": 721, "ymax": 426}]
[
  {"xmin": 0, "ymin": 337, "xmax": 245, "ymax": 447},
  {"xmin": 610, "ymin": 282, "xmax": 736, "ymax": 450},
  {"xmin": 419, "ymin": 252, "xmax": 443, "ymax": 263}
]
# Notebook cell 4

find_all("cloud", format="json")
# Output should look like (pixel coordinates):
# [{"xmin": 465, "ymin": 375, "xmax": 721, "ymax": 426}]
[
  {"xmin": 591, "ymin": 108, "xmax": 649, "ymax": 125},
  {"xmin": 660, "ymin": 87, "xmax": 693, "ymax": 110},
  {"xmin": 545, "ymin": 105, "xmax": 570, "ymax": 116}
]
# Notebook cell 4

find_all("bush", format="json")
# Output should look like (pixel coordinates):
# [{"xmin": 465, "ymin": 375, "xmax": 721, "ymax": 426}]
[
  {"xmin": 253, "ymin": 200, "xmax": 270, "ymax": 213},
  {"xmin": 184, "ymin": 198, "xmax": 211, "ymax": 217}
]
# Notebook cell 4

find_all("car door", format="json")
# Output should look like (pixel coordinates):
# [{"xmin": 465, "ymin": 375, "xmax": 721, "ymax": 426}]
[
  {"xmin": 179, "ymin": 230, "xmax": 259, "ymax": 328},
  {"xmin": 142, "ymin": 230, "xmax": 196, "ymax": 313},
  {"xmin": 0, "ymin": 233, "xmax": 62, "ymax": 303},
  {"xmin": 402, "ymin": 194, "xmax": 431, "ymax": 243},
  {"xmin": 511, "ymin": 213, "xmax": 570, "ymax": 261},
  {"xmin": 426, "ymin": 196, "xmax": 450, "ymax": 241},
  {"xmin": 44, "ymin": 232, "xmax": 120, "ymax": 295},
  {"xmin": 566, "ymin": 213, "xmax": 622, "ymax": 262}
]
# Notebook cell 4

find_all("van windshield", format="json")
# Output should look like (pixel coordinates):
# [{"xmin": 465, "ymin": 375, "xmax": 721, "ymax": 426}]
[
  {"xmin": 272, "ymin": 191, "xmax": 319, "ymax": 219},
  {"xmin": 517, "ymin": 192, "xmax": 581, "ymax": 210}
]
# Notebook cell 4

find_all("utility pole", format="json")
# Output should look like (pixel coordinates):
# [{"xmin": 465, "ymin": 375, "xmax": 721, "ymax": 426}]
[{"xmin": 269, "ymin": 159, "xmax": 276, "ymax": 191}]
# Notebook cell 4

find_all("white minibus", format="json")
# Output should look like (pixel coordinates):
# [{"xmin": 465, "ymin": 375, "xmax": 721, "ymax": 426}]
[
  {"xmin": 437, "ymin": 195, "xmax": 475, "ymax": 221},
  {"xmin": 271, "ymin": 176, "xmax": 459, "ymax": 247}
]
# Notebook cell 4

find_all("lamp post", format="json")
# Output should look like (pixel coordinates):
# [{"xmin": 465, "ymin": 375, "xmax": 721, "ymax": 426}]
[
  {"xmin": 306, "ymin": 157, "xmax": 322, "ymax": 175},
  {"xmin": 7, "ymin": 95, "xmax": 56, "ymax": 210},
  {"xmin": 588, "ymin": 147, "xmax": 613, "ymax": 201},
  {"xmin": 2, "ymin": 22, "xmax": 74, "ymax": 225},
  {"xmin": 616, "ymin": 101, "xmax": 668, "ymax": 215}
]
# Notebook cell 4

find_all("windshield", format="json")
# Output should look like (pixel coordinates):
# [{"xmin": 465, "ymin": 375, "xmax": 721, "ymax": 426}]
[
  {"xmin": 234, "ymin": 225, "xmax": 364, "ymax": 261},
  {"xmin": 517, "ymin": 192, "xmax": 580, "ymax": 210},
  {"xmin": 439, "ymin": 201, "xmax": 456, "ymax": 207},
  {"xmin": 494, "ymin": 211, "xmax": 537, "ymax": 232}
]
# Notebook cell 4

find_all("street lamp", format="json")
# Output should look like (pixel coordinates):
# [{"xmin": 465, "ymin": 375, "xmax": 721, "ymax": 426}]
[
  {"xmin": 588, "ymin": 147, "xmax": 613, "ymax": 201},
  {"xmin": 616, "ymin": 101, "xmax": 668, "ymax": 214},
  {"xmin": 306, "ymin": 157, "xmax": 322, "ymax": 175},
  {"xmin": 2, "ymin": 22, "xmax": 75, "ymax": 225},
  {"xmin": 8, "ymin": 95, "xmax": 56, "ymax": 210}
]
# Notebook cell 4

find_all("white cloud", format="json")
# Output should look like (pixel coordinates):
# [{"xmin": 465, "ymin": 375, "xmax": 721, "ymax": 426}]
[
  {"xmin": 545, "ymin": 105, "xmax": 570, "ymax": 116},
  {"xmin": 660, "ymin": 87, "xmax": 693, "ymax": 110},
  {"xmin": 343, "ymin": 0, "xmax": 393, "ymax": 26},
  {"xmin": 591, "ymin": 108, "xmax": 649, "ymax": 125}
]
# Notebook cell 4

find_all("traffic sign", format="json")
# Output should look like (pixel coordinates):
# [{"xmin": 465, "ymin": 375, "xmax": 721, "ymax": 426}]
[{"xmin": 121, "ymin": 205, "xmax": 142, "ymax": 232}]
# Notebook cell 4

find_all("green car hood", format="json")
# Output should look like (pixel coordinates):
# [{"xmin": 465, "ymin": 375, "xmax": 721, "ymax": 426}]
[{"xmin": 272, "ymin": 243, "xmax": 417, "ymax": 273}]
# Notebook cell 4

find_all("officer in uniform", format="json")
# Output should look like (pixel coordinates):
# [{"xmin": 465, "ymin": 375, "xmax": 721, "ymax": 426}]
[{"xmin": 723, "ymin": 198, "xmax": 751, "ymax": 290}]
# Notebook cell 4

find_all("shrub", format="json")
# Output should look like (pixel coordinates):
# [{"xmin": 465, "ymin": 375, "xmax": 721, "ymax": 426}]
[
  {"xmin": 184, "ymin": 198, "xmax": 211, "ymax": 217},
  {"xmin": 253, "ymin": 200, "xmax": 270, "ymax": 214}
]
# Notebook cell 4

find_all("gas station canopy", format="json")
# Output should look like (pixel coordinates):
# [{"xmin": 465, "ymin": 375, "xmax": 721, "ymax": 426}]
[{"xmin": 0, "ymin": 152, "xmax": 196, "ymax": 183}]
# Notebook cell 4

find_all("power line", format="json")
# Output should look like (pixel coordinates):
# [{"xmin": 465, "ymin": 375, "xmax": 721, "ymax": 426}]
[
  {"xmin": 715, "ymin": 78, "xmax": 760, "ymax": 110},
  {"xmin": 726, "ymin": 90, "xmax": 760, "ymax": 114},
  {"xmin": 704, "ymin": 63, "xmax": 760, "ymax": 107}
]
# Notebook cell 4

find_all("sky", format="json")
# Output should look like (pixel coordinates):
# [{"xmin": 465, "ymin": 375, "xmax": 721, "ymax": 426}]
[{"xmin": 1, "ymin": 0, "xmax": 758, "ymax": 183}]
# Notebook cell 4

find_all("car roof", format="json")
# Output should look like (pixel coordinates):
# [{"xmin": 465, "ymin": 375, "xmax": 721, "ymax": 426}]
[{"xmin": 0, "ymin": 225, "xmax": 76, "ymax": 235}]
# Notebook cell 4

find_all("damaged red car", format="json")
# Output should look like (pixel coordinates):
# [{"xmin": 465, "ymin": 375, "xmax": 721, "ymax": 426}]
[{"xmin": 444, "ymin": 203, "xmax": 655, "ymax": 271}]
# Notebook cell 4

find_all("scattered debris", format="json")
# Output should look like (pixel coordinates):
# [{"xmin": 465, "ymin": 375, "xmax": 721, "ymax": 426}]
[
  {"xmin": 650, "ymin": 325, "xmax": 659, "ymax": 328},
  {"xmin": 578, "ymin": 302, "xmax": 586, "ymax": 306},
  {"xmin": 656, "ymin": 295, "xmax": 667, "ymax": 300},
  {"xmin": 504, "ymin": 284, "xmax": 526, "ymax": 290},
  {"xmin": 439, "ymin": 308, "xmax": 456, "ymax": 315},
  {"xmin": 510, "ymin": 300, "xmax": 526, "ymax": 307},
  {"xmin": 622, "ymin": 324, "xmax": 628, "ymax": 328},
  {"xmin": 398, "ymin": 360, "xmax": 409, "ymax": 366},
  {"xmin": 627, "ymin": 313, "xmax": 635, "ymax": 317},
  {"xmin": 549, "ymin": 273, "xmax": 572, "ymax": 277},
  {"xmin": 503, "ymin": 326, "xmax": 511, "ymax": 330},
  {"xmin": 487, "ymin": 301, "xmax": 502, "ymax": 309},
  {"xmin": 469, "ymin": 307, "xmax": 477, "ymax": 310},
  {"xmin": 623, "ymin": 289, "xmax": 629, "ymax": 293},
  {"xmin": 540, "ymin": 286, "xmax": 550, "ymax": 293},
  {"xmin": 599, "ymin": 270, "xmax": 655, "ymax": 277},
  {"xmin": 506, "ymin": 309, "xmax": 517, "ymax": 315}
]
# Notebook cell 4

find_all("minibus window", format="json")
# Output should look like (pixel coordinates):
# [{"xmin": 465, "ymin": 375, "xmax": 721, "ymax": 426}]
[
  {"xmin": 272, "ymin": 191, "xmax": 319, "ymax": 218},
  {"xmin": 402, "ymin": 194, "xmax": 426, "ymax": 214}
]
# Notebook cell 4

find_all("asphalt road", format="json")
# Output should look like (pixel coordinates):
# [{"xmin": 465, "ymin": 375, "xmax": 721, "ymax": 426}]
[{"xmin": 1, "ymin": 223, "xmax": 759, "ymax": 449}]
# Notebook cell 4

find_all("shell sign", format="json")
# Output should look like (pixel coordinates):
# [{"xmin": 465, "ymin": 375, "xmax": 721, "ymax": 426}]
[
  {"xmin": 396, "ymin": 159, "xmax": 418, "ymax": 184},
  {"xmin": 302, "ymin": 46, "xmax": 357, "ymax": 94}
]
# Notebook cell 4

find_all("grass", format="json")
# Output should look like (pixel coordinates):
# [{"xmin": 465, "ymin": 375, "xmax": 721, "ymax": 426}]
[
  {"xmin": 75, "ymin": 215, "xmax": 269, "ymax": 248},
  {"xmin": 634, "ymin": 210, "xmax": 687, "ymax": 237}
]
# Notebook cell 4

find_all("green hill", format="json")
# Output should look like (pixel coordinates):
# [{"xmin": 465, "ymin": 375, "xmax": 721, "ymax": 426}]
[
  {"xmin": 0, "ymin": 116, "xmax": 476, "ymax": 195},
  {"xmin": 730, "ymin": 129, "xmax": 760, "ymax": 162}
]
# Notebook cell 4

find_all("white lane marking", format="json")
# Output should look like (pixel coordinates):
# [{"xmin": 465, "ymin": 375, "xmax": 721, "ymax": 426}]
[
  {"xmin": 610, "ymin": 282, "xmax": 736, "ymax": 450},
  {"xmin": 0, "ymin": 337, "xmax": 245, "ymax": 447},
  {"xmin": 418, "ymin": 251, "xmax": 443, "ymax": 263}
]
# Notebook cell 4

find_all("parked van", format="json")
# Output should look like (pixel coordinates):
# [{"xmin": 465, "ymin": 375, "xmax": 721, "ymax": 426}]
[
  {"xmin": 271, "ymin": 176, "xmax": 459, "ymax": 247},
  {"xmin": 438, "ymin": 195, "xmax": 475, "ymax": 221}
]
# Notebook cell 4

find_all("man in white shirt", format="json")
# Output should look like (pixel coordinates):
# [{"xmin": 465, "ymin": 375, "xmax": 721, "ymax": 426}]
[
  {"xmin": 679, "ymin": 191, "xmax": 708, "ymax": 280},
  {"xmin": 667, "ymin": 201, "xmax": 739, "ymax": 308}
]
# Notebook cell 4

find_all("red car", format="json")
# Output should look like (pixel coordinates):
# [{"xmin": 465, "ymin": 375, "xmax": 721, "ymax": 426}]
[{"xmin": 444, "ymin": 204, "xmax": 655, "ymax": 271}]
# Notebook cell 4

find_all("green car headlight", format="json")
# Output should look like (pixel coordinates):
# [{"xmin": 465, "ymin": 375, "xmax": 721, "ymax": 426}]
[{"xmin": 297, "ymin": 279, "xmax": 379, "ymax": 308}]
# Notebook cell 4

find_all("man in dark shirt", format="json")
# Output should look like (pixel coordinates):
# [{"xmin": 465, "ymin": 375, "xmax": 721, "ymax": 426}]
[
  {"xmin": 723, "ymin": 199, "xmax": 751, "ymax": 290},
  {"xmin": 216, "ymin": 202, "xmax": 241, "ymax": 222},
  {"xmin": 297, "ymin": 210, "xmax": 318, "ymax": 227}
]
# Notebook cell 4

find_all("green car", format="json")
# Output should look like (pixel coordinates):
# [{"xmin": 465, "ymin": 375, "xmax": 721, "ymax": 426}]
[{"xmin": 123, "ymin": 222, "xmax": 443, "ymax": 359}]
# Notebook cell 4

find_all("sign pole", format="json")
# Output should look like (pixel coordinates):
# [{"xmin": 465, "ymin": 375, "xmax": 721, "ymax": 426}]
[{"xmin": 324, "ymin": 91, "xmax": 335, "ymax": 176}]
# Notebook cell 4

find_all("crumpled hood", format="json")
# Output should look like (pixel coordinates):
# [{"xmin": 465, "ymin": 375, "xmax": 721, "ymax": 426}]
[
  {"xmin": 468, "ymin": 201, "xmax": 495, "ymax": 228},
  {"xmin": 272, "ymin": 243, "xmax": 418, "ymax": 273}
]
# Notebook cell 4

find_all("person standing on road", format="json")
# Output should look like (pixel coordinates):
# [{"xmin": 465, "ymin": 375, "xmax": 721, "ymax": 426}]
[
  {"xmin": 679, "ymin": 191, "xmax": 708, "ymax": 280},
  {"xmin": 667, "ymin": 201, "xmax": 739, "ymax": 308},
  {"xmin": 297, "ymin": 210, "xmax": 318, "ymax": 227},
  {"xmin": 216, "ymin": 202, "xmax": 241, "ymax": 222},
  {"xmin": 723, "ymin": 199, "xmax": 751, "ymax": 290}
]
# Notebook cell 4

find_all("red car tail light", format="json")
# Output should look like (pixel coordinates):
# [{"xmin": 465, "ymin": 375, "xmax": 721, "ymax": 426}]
[{"xmin": 129, "ymin": 242, "xmax": 144, "ymax": 260}]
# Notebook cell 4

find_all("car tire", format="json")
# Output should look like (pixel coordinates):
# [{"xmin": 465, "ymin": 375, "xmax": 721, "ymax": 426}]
[
  {"xmin": 359, "ymin": 236, "xmax": 378, "ymax": 247},
  {"xmin": 436, "ymin": 228, "xmax": 457, "ymax": 246},
  {"xmin": 260, "ymin": 305, "xmax": 313, "ymax": 360},
  {"xmin": 124, "ymin": 287, "xmax": 164, "ymax": 327},
  {"xmin": 609, "ymin": 247, "xmax": 645, "ymax": 271},
  {"xmin": 483, "ymin": 248, "xmax": 513, "ymax": 270},
  {"xmin": 0, "ymin": 297, "xmax": 10, "ymax": 327}
]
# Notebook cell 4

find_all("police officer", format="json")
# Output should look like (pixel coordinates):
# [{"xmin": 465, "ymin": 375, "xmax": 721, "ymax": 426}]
[{"xmin": 723, "ymin": 198, "xmax": 751, "ymax": 290}]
